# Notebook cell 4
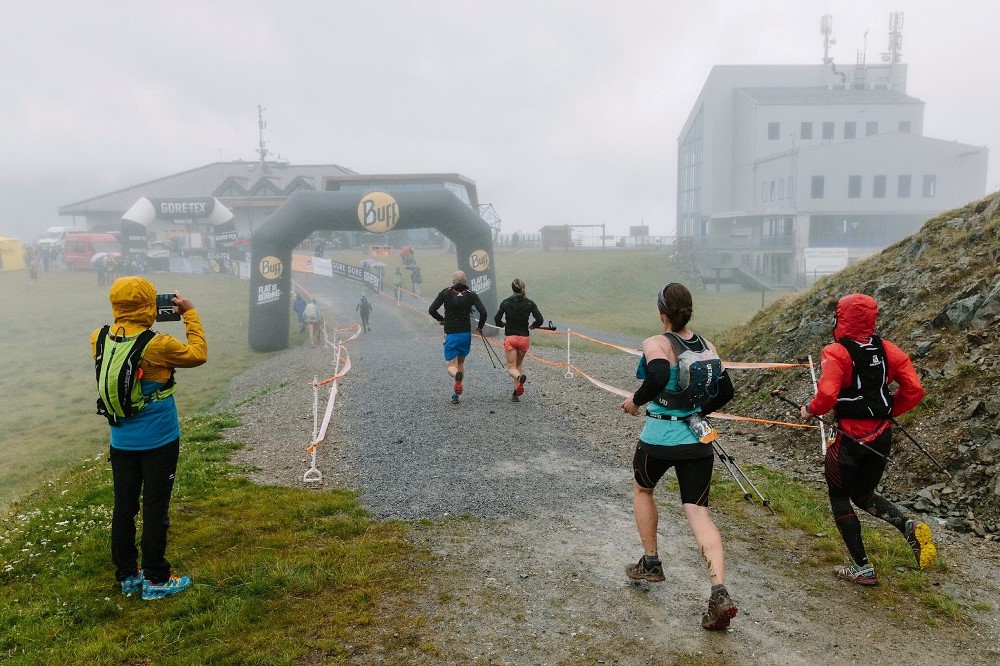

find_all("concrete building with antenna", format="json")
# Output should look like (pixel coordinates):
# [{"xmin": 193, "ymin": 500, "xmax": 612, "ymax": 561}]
[{"xmin": 677, "ymin": 13, "xmax": 989, "ymax": 289}]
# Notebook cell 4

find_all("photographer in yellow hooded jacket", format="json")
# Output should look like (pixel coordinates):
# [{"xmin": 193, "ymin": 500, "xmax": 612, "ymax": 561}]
[{"xmin": 90, "ymin": 276, "xmax": 207, "ymax": 600}]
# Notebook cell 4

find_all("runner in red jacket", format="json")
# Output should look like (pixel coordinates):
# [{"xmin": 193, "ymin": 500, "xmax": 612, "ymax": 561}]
[{"xmin": 800, "ymin": 293, "xmax": 936, "ymax": 585}]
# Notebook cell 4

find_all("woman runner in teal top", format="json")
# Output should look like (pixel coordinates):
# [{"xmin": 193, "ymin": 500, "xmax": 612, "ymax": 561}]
[{"xmin": 619, "ymin": 283, "xmax": 738, "ymax": 631}]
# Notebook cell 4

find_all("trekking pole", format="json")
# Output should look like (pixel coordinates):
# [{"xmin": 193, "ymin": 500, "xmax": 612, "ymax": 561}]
[
  {"xmin": 770, "ymin": 389, "xmax": 889, "ymax": 462},
  {"xmin": 713, "ymin": 438, "xmax": 775, "ymax": 514},
  {"xmin": 478, "ymin": 329, "xmax": 503, "ymax": 369},
  {"xmin": 713, "ymin": 441, "xmax": 753, "ymax": 502},
  {"xmin": 889, "ymin": 417, "xmax": 953, "ymax": 478}
]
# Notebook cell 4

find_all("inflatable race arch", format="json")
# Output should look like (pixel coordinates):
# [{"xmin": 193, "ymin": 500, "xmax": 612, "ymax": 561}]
[{"xmin": 249, "ymin": 189, "xmax": 498, "ymax": 351}]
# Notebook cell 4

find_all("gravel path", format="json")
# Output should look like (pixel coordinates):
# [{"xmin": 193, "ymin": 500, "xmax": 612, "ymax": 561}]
[
  {"xmin": 218, "ymin": 272, "xmax": 637, "ymax": 520},
  {"xmin": 214, "ymin": 272, "xmax": 1000, "ymax": 665}
]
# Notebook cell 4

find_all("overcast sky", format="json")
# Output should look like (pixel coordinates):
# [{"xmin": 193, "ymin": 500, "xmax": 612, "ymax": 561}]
[{"xmin": 2, "ymin": 0, "xmax": 998, "ymax": 241}]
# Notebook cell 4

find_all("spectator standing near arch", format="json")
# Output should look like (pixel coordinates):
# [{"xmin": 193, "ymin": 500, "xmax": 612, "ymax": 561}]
[
  {"xmin": 293, "ymin": 293, "xmax": 307, "ymax": 333},
  {"xmin": 428, "ymin": 270, "xmax": 487, "ymax": 404},
  {"xmin": 493, "ymin": 278, "xmax": 543, "ymax": 402},
  {"xmin": 410, "ymin": 266, "xmax": 422, "ymax": 296},
  {"xmin": 92, "ymin": 277, "xmax": 207, "ymax": 599},
  {"xmin": 356, "ymin": 294, "xmax": 373, "ymax": 333},
  {"xmin": 302, "ymin": 298, "xmax": 322, "ymax": 347},
  {"xmin": 391, "ymin": 267, "xmax": 404, "ymax": 305}
]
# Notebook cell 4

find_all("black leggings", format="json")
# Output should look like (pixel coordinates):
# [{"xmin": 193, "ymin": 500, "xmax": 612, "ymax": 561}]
[
  {"xmin": 110, "ymin": 439, "xmax": 180, "ymax": 584},
  {"xmin": 825, "ymin": 429, "xmax": 908, "ymax": 566},
  {"xmin": 632, "ymin": 443, "xmax": 714, "ymax": 506}
]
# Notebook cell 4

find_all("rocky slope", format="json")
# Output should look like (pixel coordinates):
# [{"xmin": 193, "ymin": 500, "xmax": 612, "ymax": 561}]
[{"xmin": 716, "ymin": 193, "xmax": 1000, "ymax": 537}]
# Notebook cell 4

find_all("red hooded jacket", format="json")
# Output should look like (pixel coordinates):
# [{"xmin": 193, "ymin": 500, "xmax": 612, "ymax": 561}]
[{"xmin": 806, "ymin": 293, "xmax": 924, "ymax": 441}]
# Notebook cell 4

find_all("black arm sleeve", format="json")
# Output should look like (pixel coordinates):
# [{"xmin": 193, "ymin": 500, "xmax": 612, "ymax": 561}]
[
  {"xmin": 700, "ymin": 370, "xmax": 734, "ymax": 416},
  {"xmin": 632, "ymin": 358, "xmax": 670, "ymax": 406},
  {"xmin": 493, "ymin": 302, "xmax": 506, "ymax": 328},
  {"xmin": 428, "ymin": 293, "xmax": 445, "ymax": 321},
  {"xmin": 529, "ymin": 303, "xmax": 543, "ymax": 329}
]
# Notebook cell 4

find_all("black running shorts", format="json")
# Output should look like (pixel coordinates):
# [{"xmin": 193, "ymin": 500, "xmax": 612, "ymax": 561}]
[{"xmin": 632, "ymin": 442, "xmax": 713, "ymax": 506}]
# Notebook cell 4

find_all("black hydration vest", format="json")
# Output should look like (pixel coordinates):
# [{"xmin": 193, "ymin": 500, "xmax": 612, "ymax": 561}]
[{"xmin": 834, "ymin": 335, "xmax": 893, "ymax": 419}]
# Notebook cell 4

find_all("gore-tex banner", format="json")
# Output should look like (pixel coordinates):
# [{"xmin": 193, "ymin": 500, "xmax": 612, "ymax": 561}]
[
  {"xmin": 213, "ymin": 220, "xmax": 237, "ymax": 245},
  {"xmin": 149, "ymin": 197, "xmax": 217, "ymax": 220},
  {"xmin": 122, "ymin": 196, "xmax": 234, "ymax": 227}
]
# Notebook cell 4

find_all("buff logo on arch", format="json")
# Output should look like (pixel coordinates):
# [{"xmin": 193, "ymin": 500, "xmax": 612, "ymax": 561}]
[
  {"xmin": 469, "ymin": 249, "xmax": 490, "ymax": 272},
  {"xmin": 259, "ymin": 256, "xmax": 283, "ymax": 280},
  {"xmin": 357, "ymin": 192, "xmax": 400, "ymax": 233},
  {"xmin": 249, "ymin": 187, "xmax": 498, "ymax": 351}
]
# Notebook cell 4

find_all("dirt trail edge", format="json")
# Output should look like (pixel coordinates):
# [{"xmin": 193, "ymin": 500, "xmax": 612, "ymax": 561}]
[{"xmin": 216, "ymin": 274, "xmax": 1000, "ymax": 666}]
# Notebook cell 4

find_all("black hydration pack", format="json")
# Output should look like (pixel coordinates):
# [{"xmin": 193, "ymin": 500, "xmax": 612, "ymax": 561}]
[
  {"xmin": 834, "ymin": 335, "xmax": 893, "ymax": 419},
  {"xmin": 654, "ymin": 332, "xmax": 722, "ymax": 412}
]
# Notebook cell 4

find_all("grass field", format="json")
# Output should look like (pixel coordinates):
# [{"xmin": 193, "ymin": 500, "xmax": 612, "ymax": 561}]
[{"xmin": 0, "ymin": 269, "xmax": 286, "ymax": 507}]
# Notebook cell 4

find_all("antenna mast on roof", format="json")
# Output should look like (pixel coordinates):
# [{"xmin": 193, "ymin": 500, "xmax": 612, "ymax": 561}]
[
  {"xmin": 820, "ymin": 15, "xmax": 836, "ymax": 65},
  {"xmin": 256, "ymin": 104, "xmax": 271, "ymax": 174},
  {"xmin": 886, "ymin": 11, "xmax": 904, "ymax": 64}
]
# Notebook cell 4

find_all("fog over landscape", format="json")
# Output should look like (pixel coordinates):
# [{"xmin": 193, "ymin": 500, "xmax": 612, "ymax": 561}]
[{"xmin": 2, "ymin": 0, "xmax": 999, "ymax": 241}]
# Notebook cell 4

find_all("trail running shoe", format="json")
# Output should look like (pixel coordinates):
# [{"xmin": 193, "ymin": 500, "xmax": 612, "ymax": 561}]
[
  {"xmin": 625, "ymin": 555, "xmax": 665, "ymax": 583},
  {"xmin": 450, "ymin": 395, "xmax": 460, "ymax": 405},
  {"xmin": 515, "ymin": 374, "xmax": 527, "ymax": 395},
  {"xmin": 453, "ymin": 371, "xmax": 464, "ymax": 395},
  {"xmin": 905, "ymin": 520, "xmax": 937, "ymax": 570},
  {"xmin": 702, "ymin": 587, "xmax": 738, "ymax": 630},
  {"xmin": 141, "ymin": 574, "xmax": 192, "ymax": 600},
  {"xmin": 511, "ymin": 391, "xmax": 519, "ymax": 403},
  {"xmin": 120, "ymin": 569, "xmax": 144, "ymax": 595},
  {"xmin": 834, "ymin": 562, "xmax": 878, "ymax": 586}
]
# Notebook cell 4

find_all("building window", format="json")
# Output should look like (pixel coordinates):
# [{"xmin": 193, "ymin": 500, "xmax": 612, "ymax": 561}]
[
  {"xmin": 848, "ymin": 175, "xmax": 862, "ymax": 198},
  {"xmin": 768, "ymin": 122, "xmax": 780, "ymax": 140},
  {"xmin": 770, "ymin": 180, "xmax": 776, "ymax": 201},
  {"xmin": 873, "ymin": 175, "xmax": 887, "ymax": 198},
  {"xmin": 923, "ymin": 175, "xmax": 937, "ymax": 197},
  {"xmin": 898, "ymin": 174, "xmax": 912, "ymax": 198},
  {"xmin": 822, "ymin": 121, "xmax": 834, "ymax": 140},
  {"xmin": 899, "ymin": 120, "xmax": 911, "ymax": 133},
  {"xmin": 844, "ymin": 121, "xmax": 857, "ymax": 139},
  {"xmin": 811, "ymin": 175, "xmax": 825, "ymax": 199},
  {"xmin": 778, "ymin": 178, "xmax": 785, "ymax": 199},
  {"xmin": 800, "ymin": 122, "xmax": 813, "ymax": 140},
  {"xmin": 866, "ymin": 121, "xmax": 878, "ymax": 136},
  {"xmin": 761, "ymin": 182, "xmax": 768, "ymax": 203}
]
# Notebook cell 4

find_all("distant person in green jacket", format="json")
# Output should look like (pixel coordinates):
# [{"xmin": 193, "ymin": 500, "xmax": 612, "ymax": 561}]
[
  {"xmin": 493, "ymin": 278, "xmax": 543, "ymax": 402},
  {"xmin": 392, "ymin": 267, "xmax": 404, "ymax": 304}
]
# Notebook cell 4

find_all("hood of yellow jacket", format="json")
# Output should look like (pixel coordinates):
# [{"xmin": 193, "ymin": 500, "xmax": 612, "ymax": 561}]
[{"xmin": 109, "ymin": 276, "xmax": 157, "ymax": 330}]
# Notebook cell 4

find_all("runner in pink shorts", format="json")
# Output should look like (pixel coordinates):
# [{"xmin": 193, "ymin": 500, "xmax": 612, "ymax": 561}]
[{"xmin": 493, "ymin": 278, "xmax": 544, "ymax": 402}]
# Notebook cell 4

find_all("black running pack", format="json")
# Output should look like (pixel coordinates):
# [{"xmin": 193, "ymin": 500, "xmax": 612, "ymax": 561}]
[{"xmin": 834, "ymin": 335, "xmax": 894, "ymax": 419}]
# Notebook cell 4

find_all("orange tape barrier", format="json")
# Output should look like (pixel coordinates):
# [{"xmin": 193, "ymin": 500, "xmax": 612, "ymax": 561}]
[{"xmin": 475, "ymin": 334, "xmax": 817, "ymax": 432}]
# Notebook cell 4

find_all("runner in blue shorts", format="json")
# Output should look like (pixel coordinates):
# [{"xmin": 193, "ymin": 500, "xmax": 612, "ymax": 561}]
[{"xmin": 429, "ymin": 270, "xmax": 488, "ymax": 404}]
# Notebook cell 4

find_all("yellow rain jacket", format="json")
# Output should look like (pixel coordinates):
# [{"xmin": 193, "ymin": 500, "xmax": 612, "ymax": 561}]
[{"xmin": 91, "ymin": 277, "xmax": 207, "ymax": 449}]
